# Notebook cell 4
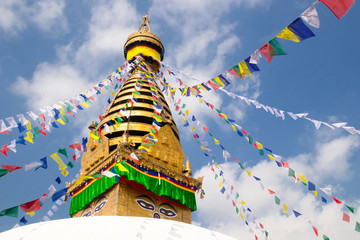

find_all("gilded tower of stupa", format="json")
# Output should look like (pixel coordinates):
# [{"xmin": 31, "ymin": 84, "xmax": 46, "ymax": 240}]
[{"xmin": 67, "ymin": 15, "xmax": 203, "ymax": 224}]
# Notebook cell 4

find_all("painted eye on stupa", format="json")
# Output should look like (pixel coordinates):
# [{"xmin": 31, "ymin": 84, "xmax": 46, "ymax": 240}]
[
  {"xmin": 82, "ymin": 208, "xmax": 92, "ymax": 217},
  {"xmin": 94, "ymin": 197, "xmax": 107, "ymax": 213},
  {"xmin": 159, "ymin": 207, "xmax": 177, "ymax": 217},
  {"xmin": 136, "ymin": 199, "xmax": 155, "ymax": 211}
]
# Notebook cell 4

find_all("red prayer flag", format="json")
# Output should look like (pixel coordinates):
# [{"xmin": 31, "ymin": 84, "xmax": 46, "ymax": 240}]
[
  {"xmin": 312, "ymin": 226, "xmax": 318, "ymax": 237},
  {"xmin": 1, "ymin": 165, "xmax": 22, "ymax": 173},
  {"xmin": 20, "ymin": 199, "xmax": 41, "ymax": 213},
  {"xmin": 332, "ymin": 196, "xmax": 342, "ymax": 204},
  {"xmin": 259, "ymin": 223, "xmax": 264, "ymax": 229},
  {"xmin": 207, "ymin": 80, "xmax": 220, "ymax": 91},
  {"xmin": 210, "ymin": 167, "xmax": 215, "ymax": 172},
  {"xmin": 69, "ymin": 143, "xmax": 82, "ymax": 151},
  {"xmin": 241, "ymin": 130, "xmax": 248, "ymax": 135},
  {"xmin": 281, "ymin": 161, "xmax": 289, "ymax": 168},
  {"xmin": 253, "ymin": 143, "xmax": 258, "ymax": 148},
  {"xmin": 268, "ymin": 189, "xmax": 275, "ymax": 195},
  {"xmin": 0, "ymin": 145, "xmax": 9, "ymax": 157},
  {"xmin": 342, "ymin": 212, "xmax": 350, "ymax": 222},
  {"xmin": 232, "ymin": 200, "xmax": 236, "ymax": 206},
  {"xmin": 232, "ymin": 157, "xmax": 239, "ymax": 162},
  {"xmin": 39, "ymin": 114, "xmax": 45, "ymax": 121},
  {"xmin": 319, "ymin": 0, "xmax": 354, "ymax": 19},
  {"xmin": 39, "ymin": 129, "xmax": 47, "ymax": 136},
  {"xmin": 203, "ymin": 126, "xmax": 209, "ymax": 132},
  {"xmin": 208, "ymin": 103, "xmax": 214, "ymax": 110},
  {"xmin": 231, "ymin": 185, "xmax": 234, "ymax": 191},
  {"xmin": 228, "ymin": 69, "xmax": 240, "ymax": 78},
  {"xmin": 259, "ymin": 43, "xmax": 274, "ymax": 64}
]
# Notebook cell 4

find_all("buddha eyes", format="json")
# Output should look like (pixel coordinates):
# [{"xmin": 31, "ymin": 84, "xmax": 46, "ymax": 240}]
[
  {"xmin": 94, "ymin": 199, "xmax": 107, "ymax": 213},
  {"xmin": 159, "ymin": 207, "xmax": 176, "ymax": 217},
  {"xmin": 136, "ymin": 199, "xmax": 155, "ymax": 211},
  {"xmin": 82, "ymin": 209, "xmax": 92, "ymax": 217}
]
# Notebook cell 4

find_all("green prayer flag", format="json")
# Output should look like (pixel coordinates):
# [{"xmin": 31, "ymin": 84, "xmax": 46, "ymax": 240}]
[
  {"xmin": 232, "ymin": 65, "xmax": 242, "ymax": 78},
  {"xmin": 215, "ymin": 174, "xmax": 218, "ymax": 179},
  {"xmin": 65, "ymin": 102, "xmax": 72, "ymax": 112},
  {"xmin": 104, "ymin": 85, "xmax": 110, "ymax": 90},
  {"xmin": 67, "ymin": 161, "xmax": 74, "ymax": 168},
  {"xmin": 0, "ymin": 206, "xmax": 19, "ymax": 218},
  {"xmin": 178, "ymin": 111, "xmax": 182, "ymax": 115},
  {"xmin": 265, "ymin": 231, "xmax": 268, "ymax": 237},
  {"xmin": 259, "ymin": 149, "xmax": 264, "ymax": 156},
  {"xmin": 58, "ymin": 148, "xmax": 68, "ymax": 158},
  {"xmin": 224, "ymin": 119, "xmax": 229, "ymax": 124},
  {"xmin": 248, "ymin": 136, "xmax": 253, "ymax": 144},
  {"xmin": 0, "ymin": 169, "xmax": 8, "ymax": 178},
  {"xmin": 215, "ymin": 108, "xmax": 222, "ymax": 113},
  {"xmin": 323, "ymin": 235, "xmax": 329, "ymax": 240},
  {"xmin": 236, "ymin": 207, "xmax": 239, "ymax": 214},
  {"xmin": 236, "ymin": 193, "xmax": 239, "ymax": 198},
  {"xmin": 288, "ymin": 168, "xmax": 295, "ymax": 177},
  {"xmin": 345, "ymin": 205, "xmax": 355, "ymax": 214},
  {"xmin": 302, "ymin": 182, "xmax": 307, "ymax": 186},
  {"xmin": 91, "ymin": 174, "xmax": 103, "ymax": 179},
  {"xmin": 269, "ymin": 37, "xmax": 287, "ymax": 56},
  {"xmin": 63, "ymin": 115, "xmax": 69, "ymax": 123},
  {"xmin": 181, "ymin": 104, "xmax": 186, "ymax": 109},
  {"xmin": 239, "ymin": 163, "xmax": 245, "ymax": 169},
  {"xmin": 355, "ymin": 222, "xmax": 360, "ymax": 232},
  {"xmin": 208, "ymin": 132, "xmax": 213, "ymax": 137},
  {"xmin": 33, "ymin": 127, "xmax": 40, "ymax": 139},
  {"xmin": 115, "ymin": 83, "xmax": 118, "ymax": 89},
  {"xmin": 115, "ymin": 116, "xmax": 123, "ymax": 124},
  {"xmin": 85, "ymin": 99, "xmax": 92, "ymax": 104},
  {"xmin": 275, "ymin": 195, "xmax": 280, "ymax": 205}
]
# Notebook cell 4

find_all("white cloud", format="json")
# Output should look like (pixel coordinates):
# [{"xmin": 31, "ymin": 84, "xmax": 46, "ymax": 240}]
[
  {"xmin": 0, "ymin": 0, "xmax": 67, "ymax": 36},
  {"xmin": 193, "ymin": 134, "xmax": 360, "ymax": 239}
]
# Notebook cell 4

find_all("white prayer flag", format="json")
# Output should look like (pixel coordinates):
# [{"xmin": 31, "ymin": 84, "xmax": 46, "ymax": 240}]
[
  {"xmin": 6, "ymin": 117, "xmax": 17, "ymax": 128},
  {"xmin": 24, "ymin": 161, "xmax": 42, "ymax": 171},
  {"xmin": 102, "ymin": 170, "xmax": 118, "ymax": 178},
  {"xmin": 250, "ymin": 50, "xmax": 262, "ymax": 64},
  {"xmin": 51, "ymin": 205, "xmax": 59, "ymax": 212},
  {"xmin": 27, "ymin": 111, "xmax": 38, "ymax": 120},
  {"xmin": 8, "ymin": 140, "xmax": 16, "ymax": 153},
  {"xmin": 16, "ymin": 114, "xmax": 28, "ymax": 125},
  {"xmin": 287, "ymin": 112, "xmax": 298, "ymax": 120},
  {"xmin": 103, "ymin": 123, "xmax": 111, "ymax": 134},
  {"xmin": 42, "ymin": 216, "xmax": 50, "ymax": 221},
  {"xmin": 300, "ymin": 5, "xmax": 320, "ymax": 28},
  {"xmin": 332, "ymin": 122, "xmax": 347, "ymax": 128},
  {"xmin": 319, "ymin": 187, "xmax": 332, "ymax": 196},
  {"xmin": 47, "ymin": 210, "xmax": 54, "ymax": 217}
]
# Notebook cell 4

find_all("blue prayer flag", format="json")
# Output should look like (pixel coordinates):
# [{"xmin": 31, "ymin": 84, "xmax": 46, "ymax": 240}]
[
  {"xmin": 52, "ymin": 187, "xmax": 68, "ymax": 202},
  {"xmin": 308, "ymin": 181, "xmax": 316, "ymax": 191},
  {"xmin": 288, "ymin": 18, "xmax": 315, "ymax": 41}
]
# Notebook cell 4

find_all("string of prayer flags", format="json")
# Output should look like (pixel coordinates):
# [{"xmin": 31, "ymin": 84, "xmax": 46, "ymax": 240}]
[{"xmin": 319, "ymin": 0, "xmax": 354, "ymax": 19}]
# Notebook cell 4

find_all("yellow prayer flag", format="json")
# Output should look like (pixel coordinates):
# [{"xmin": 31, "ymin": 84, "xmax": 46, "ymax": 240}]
[
  {"xmin": 221, "ymin": 113, "xmax": 228, "ymax": 119},
  {"xmin": 116, "ymin": 162, "xmax": 129, "ymax": 173},
  {"xmin": 268, "ymin": 154, "xmax": 275, "ymax": 161},
  {"xmin": 283, "ymin": 203, "xmax": 288, "ymax": 213},
  {"xmin": 298, "ymin": 174, "xmax": 307, "ymax": 183},
  {"xmin": 200, "ymin": 146, "xmax": 206, "ymax": 150},
  {"xmin": 276, "ymin": 27, "xmax": 301, "ymax": 42},
  {"xmin": 150, "ymin": 132, "xmax": 156, "ymax": 139},
  {"xmin": 240, "ymin": 213, "xmax": 244, "ymax": 219},
  {"xmin": 89, "ymin": 133, "xmax": 100, "ymax": 141},
  {"xmin": 191, "ymin": 127, "xmax": 195, "ymax": 131},
  {"xmin": 61, "ymin": 169, "xmax": 69, "ymax": 177},
  {"xmin": 214, "ymin": 138, "xmax": 220, "ymax": 145},
  {"xmin": 240, "ymin": 200, "xmax": 246, "ymax": 205},
  {"xmin": 219, "ymin": 181, "xmax": 222, "ymax": 187},
  {"xmin": 110, "ymin": 91, "xmax": 114, "ymax": 96},
  {"xmin": 138, "ymin": 145, "xmax": 151, "ymax": 152},
  {"xmin": 57, "ymin": 119, "xmax": 65, "ymax": 125},
  {"xmin": 24, "ymin": 131, "xmax": 34, "ymax": 143},
  {"xmin": 213, "ymin": 77, "xmax": 225, "ymax": 87},
  {"xmin": 101, "ymin": 89, "xmax": 104, "ymax": 94},
  {"xmin": 50, "ymin": 153, "xmax": 67, "ymax": 171},
  {"xmin": 154, "ymin": 115, "xmax": 162, "ymax": 123},
  {"xmin": 239, "ymin": 61, "xmax": 252, "ymax": 77},
  {"xmin": 181, "ymin": 87, "xmax": 188, "ymax": 96},
  {"xmin": 231, "ymin": 125, "xmax": 236, "ymax": 131},
  {"xmin": 245, "ymin": 169, "xmax": 252, "ymax": 177},
  {"xmin": 215, "ymin": 163, "xmax": 218, "ymax": 168},
  {"xmin": 199, "ymin": 98, "xmax": 203, "ymax": 104},
  {"xmin": 186, "ymin": 109, "xmax": 190, "ymax": 116},
  {"xmin": 26, "ymin": 120, "xmax": 31, "ymax": 130},
  {"xmin": 256, "ymin": 141, "xmax": 263, "ymax": 149},
  {"xmin": 181, "ymin": 117, "xmax": 185, "ymax": 123},
  {"xmin": 26, "ymin": 211, "xmax": 35, "ymax": 216},
  {"xmin": 81, "ymin": 102, "xmax": 89, "ymax": 108},
  {"xmin": 312, "ymin": 191, "xmax": 317, "ymax": 196}
]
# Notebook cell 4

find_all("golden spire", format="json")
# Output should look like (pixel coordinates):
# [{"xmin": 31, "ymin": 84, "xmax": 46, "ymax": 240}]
[
  {"xmin": 138, "ymin": 13, "xmax": 151, "ymax": 32},
  {"xmin": 124, "ymin": 14, "xmax": 164, "ymax": 61}
]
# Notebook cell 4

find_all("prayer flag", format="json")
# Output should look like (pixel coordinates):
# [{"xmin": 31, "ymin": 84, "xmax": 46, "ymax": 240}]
[
  {"xmin": 20, "ymin": 216, "xmax": 28, "ymax": 224},
  {"xmin": 52, "ymin": 188, "xmax": 68, "ymax": 202},
  {"xmin": 58, "ymin": 148, "xmax": 68, "ymax": 158},
  {"xmin": 342, "ymin": 212, "xmax": 350, "ymax": 222},
  {"xmin": 345, "ymin": 205, "xmax": 355, "ymax": 214},
  {"xmin": 312, "ymin": 226, "xmax": 318, "ymax": 237},
  {"xmin": 355, "ymin": 222, "xmax": 360, "ymax": 232},
  {"xmin": 127, "ymin": 152, "xmax": 140, "ymax": 165},
  {"xmin": 332, "ymin": 196, "xmax": 342, "ymax": 204},
  {"xmin": 55, "ymin": 177, "xmax": 61, "ymax": 184},
  {"xmin": 300, "ymin": 5, "xmax": 320, "ymax": 28},
  {"xmin": 288, "ymin": 18, "xmax": 315, "ymax": 41},
  {"xmin": 308, "ymin": 181, "xmax": 316, "ymax": 191},
  {"xmin": 214, "ymin": 138, "xmax": 220, "ymax": 145},
  {"xmin": 293, "ymin": 210, "xmax": 302, "ymax": 217},
  {"xmin": 277, "ymin": 27, "xmax": 301, "ymax": 42},
  {"xmin": 50, "ymin": 153, "xmax": 67, "ymax": 172},
  {"xmin": 319, "ymin": 0, "xmax": 354, "ymax": 19},
  {"xmin": 259, "ymin": 43, "xmax": 273, "ymax": 63},
  {"xmin": 283, "ymin": 203, "xmax": 288, "ymax": 213},
  {"xmin": 1, "ymin": 165, "xmax": 22, "ymax": 173},
  {"xmin": 244, "ymin": 57, "xmax": 260, "ymax": 72},
  {"xmin": 0, "ymin": 206, "xmax": 19, "ymax": 218},
  {"xmin": 323, "ymin": 235, "xmax": 330, "ymax": 240},
  {"xmin": 117, "ymin": 161, "xmax": 129, "ymax": 173},
  {"xmin": 20, "ymin": 199, "xmax": 41, "ymax": 213},
  {"xmin": 269, "ymin": 38, "xmax": 287, "ymax": 56},
  {"xmin": 275, "ymin": 196, "xmax": 280, "ymax": 205}
]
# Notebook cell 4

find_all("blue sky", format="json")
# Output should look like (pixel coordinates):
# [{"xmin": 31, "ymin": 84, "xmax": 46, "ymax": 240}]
[{"xmin": 0, "ymin": 0, "xmax": 359, "ymax": 239}]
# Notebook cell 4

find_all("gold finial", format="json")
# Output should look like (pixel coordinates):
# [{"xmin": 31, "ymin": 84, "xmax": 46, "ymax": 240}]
[
  {"xmin": 184, "ymin": 157, "xmax": 192, "ymax": 177},
  {"xmin": 138, "ymin": 14, "xmax": 151, "ymax": 32}
]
